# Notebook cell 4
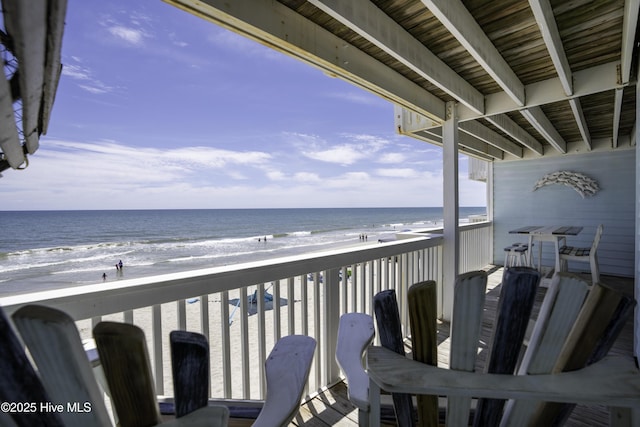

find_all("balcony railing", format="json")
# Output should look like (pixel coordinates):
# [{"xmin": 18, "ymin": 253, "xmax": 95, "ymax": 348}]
[{"xmin": 0, "ymin": 221, "xmax": 492, "ymax": 403}]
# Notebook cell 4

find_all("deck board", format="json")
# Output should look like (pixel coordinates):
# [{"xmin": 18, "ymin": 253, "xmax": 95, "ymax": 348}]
[{"xmin": 229, "ymin": 268, "xmax": 634, "ymax": 426}]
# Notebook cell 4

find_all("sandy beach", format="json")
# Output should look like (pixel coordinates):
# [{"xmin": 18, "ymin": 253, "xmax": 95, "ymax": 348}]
[{"xmin": 76, "ymin": 274, "xmax": 333, "ymax": 400}]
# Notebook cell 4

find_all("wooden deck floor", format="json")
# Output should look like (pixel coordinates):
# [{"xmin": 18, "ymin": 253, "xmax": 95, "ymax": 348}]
[{"xmin": 271, "ymin": 267, "xmax": 635, "ymax": 427}]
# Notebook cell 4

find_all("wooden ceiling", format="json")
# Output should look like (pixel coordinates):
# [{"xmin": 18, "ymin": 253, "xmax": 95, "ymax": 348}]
[{"xmin": 165, "ymin": 0, "xmax": 639, "ymax": 161}]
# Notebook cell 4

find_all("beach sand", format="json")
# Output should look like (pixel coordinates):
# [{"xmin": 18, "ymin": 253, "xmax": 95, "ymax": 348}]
[{"xmin": 76, "ymin": 274, "xmax": 334, "ymax": 400}]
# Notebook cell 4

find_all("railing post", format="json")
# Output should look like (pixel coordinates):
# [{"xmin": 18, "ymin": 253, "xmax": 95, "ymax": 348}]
[{"xmin": 324, "ymin": 268, "xmax": 341, "ymax": 384}]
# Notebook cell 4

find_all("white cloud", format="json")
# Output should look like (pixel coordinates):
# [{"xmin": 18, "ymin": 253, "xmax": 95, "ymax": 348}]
[
  {"xmin": 375, "ymin": 168, "xmax": 421, "ymax": 178},
  {"xmin": 62, "ymin": 62, "xmax": 114, "ymax": 95},
  {"xmin": 303, "ymin": 145, "xmax": 368, "ymax": 166},
  {"xmin": 108, "ymin": 25, "xmax": 146, "ymax": 46},
  {"xmin": 377, "ymin": 152, "xmax": 407, "ymax": 164}
]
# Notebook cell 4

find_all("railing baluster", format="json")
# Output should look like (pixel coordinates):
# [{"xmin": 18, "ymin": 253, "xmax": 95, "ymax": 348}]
[
  {"xmin": 287, "ymin": 277, "xmax": 295, "ymax": 335},
  {"xmin": 220, "ymin": 291, "xmax": 231, "ymax": 398},
  {"xmin": 124, "ymin": 310, "xmax": 133, "ymax": 324},
  {"xmin": 273, "ymin": 280, "xmax": 281, "ymax": 342},
  {"xmin": 314, "ymin": 272, "xmax": 322, "ymax": 387},
  {"xmin": 240, "ymin": 286, "xmax": 250, "ymax": 399},
  {"xmin": 301, "ymin": 276, "xmax": 308, "ymax": 336},
  {"xmin": 177, "ymin": 299, "xmax": 186, "ymax": 330},
  {"xmin": 256, "ymin": 284, "xmax": 266, "ymax": 398},
  {"xmin": 152, "ymin": 304, "xmax": 163, "ymax": 395}
]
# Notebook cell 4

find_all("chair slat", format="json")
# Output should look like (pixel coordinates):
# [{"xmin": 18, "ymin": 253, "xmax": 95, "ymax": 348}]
[
  {"xmin": 447, "ymin": 271, "xmax": 487, "ymax": 427},
  {"xmin": 170, "ymin": 330, "xmax": 210, "ymax": 418},
  {"xmin": 473, "ymin": 267, "xmax": 540, "ymax": 427},
  {"xmin": 12, "ymin": 305, "xmax": 112, "ymax": 427},
  {"xmin": 408, "ymin": 281, "xmax": 438, "ymax": 427},
  {"xmin": 93, "ymin": 321, "xmax": 162, "ymax": 427},
  {"xmin": 373, "ymin": 289, "xmax": 416, "ymax": 427},
  {"xmin": 0, "ymin": 308, "xmax": 64, "ymax": 427}
]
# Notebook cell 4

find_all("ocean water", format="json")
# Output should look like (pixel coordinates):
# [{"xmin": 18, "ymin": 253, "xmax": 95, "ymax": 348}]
[{"xmin": 0, "ymin": 207, "xmax": 485, "ymax": 295}]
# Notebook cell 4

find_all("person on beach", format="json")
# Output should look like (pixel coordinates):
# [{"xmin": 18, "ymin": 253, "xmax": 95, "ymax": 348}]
[
  {"xmin": 102, "ymin": 272, "xmax": 107, "ymax": 281},
  {"xmin": 118, "ymin": 259, "xmax": 123, "ymax": 269}
]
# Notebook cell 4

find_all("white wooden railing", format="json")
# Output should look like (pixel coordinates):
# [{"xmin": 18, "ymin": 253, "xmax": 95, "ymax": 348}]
[{"xmin": 0, "ymin": 221, "xmax": 492, "ymax": 402}]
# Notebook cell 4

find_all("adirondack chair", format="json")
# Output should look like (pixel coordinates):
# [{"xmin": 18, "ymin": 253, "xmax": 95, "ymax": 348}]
[
  {"xmin": 0, "ymin": 306, "xmax": 64, "ymax": 427},
  {"xmin": 169, "ymin": 330, "xmax": 316, "ymax": 427},
  {"xmin": 366, "ymin": 269, "xmax": 639, "ymax": 427},
  {"xmin": 338, "ymin": 273, "xmax": 487, "ymax": 426},
  {"xmin": 93, "ymin": 321, "xmax": 230, "ymax": 427},
  {"xmin": 11, "ymin": 305, "xmax": 113, "ymax": 427}
]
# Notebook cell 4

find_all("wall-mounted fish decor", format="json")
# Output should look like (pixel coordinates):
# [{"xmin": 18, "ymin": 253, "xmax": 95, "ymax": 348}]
[{"xmin": 533, "ymin": 171, "xmax": 599, "ymax": 198}]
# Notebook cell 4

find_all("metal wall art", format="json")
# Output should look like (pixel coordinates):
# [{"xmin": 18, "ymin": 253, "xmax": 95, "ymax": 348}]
[{"xmin": 533, "ymin": 171, "xmax": 599, "ymax": 198}]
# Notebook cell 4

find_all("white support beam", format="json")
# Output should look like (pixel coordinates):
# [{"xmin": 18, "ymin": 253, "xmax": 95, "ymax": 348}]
[
  {"xmin": 422, "ymin": 0, "xmax": 525, "ymax": 106},
  {"xmin": 458, "ymin": 61, "xmax": 623, "ymax": 121},
  {"xmin": 485, "ymin": 114, "xmax": 544, "ymax": 156},
  {"xmin": 521, "ymin": 107, "xmax": 567, "ymax": 153},
  {"xmin": 442, "ymin": 101, "xmax": 459, "ymax": 321},
  {"xmin": 621, "ymin": 0, "xmax": 640, "ymax": 84},
  {"xmin": 459, "ymin": 120, "xmax": 523, "ymax": 158},
  {"xmin": 308, "ymin": 0, "xmax": 485, "ymax": 114},
  {"xmin": 165, "ymin": 0, "xmax": 446, "ymax": 122},
  {"xmin": 529, "ymin": 0, "xmax": 573, "ymax": 95},
  {"xmin": 569, "ymin": 98, "xmax": 592, "ymax": 150},
  {"xmin": 613, "ymin": 88, "xmax": 624, "ymax": 148}
]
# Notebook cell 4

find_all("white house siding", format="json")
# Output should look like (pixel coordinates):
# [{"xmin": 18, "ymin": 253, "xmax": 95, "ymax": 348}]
[{"xmin": 493, "ymin": 149, "xmax": 635, "ymax": 278}]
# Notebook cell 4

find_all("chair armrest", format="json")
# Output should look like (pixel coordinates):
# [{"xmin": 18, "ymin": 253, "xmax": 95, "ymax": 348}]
[{"xmin": 367, "ymin": 346, "xmax": 640, "ymax": 408}]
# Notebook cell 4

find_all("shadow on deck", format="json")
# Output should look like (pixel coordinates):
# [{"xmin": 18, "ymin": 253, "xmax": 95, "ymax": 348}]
[{"xmin": 262, "ymin": 267, "xmax": 635, "ymax": 427}]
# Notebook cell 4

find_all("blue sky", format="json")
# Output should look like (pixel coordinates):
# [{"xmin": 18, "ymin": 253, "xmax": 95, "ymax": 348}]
[{"xmin": 1, "ymin": 0, "xmax": 486, "ymax": 210}]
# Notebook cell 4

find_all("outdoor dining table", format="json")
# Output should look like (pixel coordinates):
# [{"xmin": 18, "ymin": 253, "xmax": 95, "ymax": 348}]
[{"xmin": 508, "ymin": 225, "xmax": 583, "ymax": 284}]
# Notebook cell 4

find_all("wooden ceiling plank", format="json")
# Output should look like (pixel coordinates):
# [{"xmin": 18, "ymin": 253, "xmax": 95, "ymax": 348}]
[
  {"xmin": 613, "ymin": 88, "xmax": 624, "ymax": 148},
  {"xmin": 308, "ymin": 0, "xmax": 485, "ymax": 114},
  {"xmin": 621, "ymin": 0, "xmax": 640, "ymax": 84},
  {"xmin": 485, "ymin": 113, "xmax": 544, "ymax": 155},
  {"xmin": 459, "ymin": 120, "xmax": 523, "ymax": 158},
  {"xmin": 521, "ymin": 106, "xmax": 567, "ymax": 153},
  {"xmin": 166, "ymin": 0, "xmax": 446, "ymax": 122},
  {"xmin": 528, "ymin": 0, "xmax": 573, "ymax": 95},
  {"xmin": 3, "ymin": 0, "xmax": 47, "ymax": 155},
  {"xmin": 421, "ymin": 0, "xmax": 525, "ymax": 106},
  {"xmin": 568, "ymin": 98, "xmax": 592, "ymax": 150}
]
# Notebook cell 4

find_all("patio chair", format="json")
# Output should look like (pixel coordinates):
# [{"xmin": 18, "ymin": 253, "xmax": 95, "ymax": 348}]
[
  {"xmin": 93, "ymin": 321, "xmax": 230, "ymax": 427},
  {"xmin": 11, "ymin": 305, "xmax": 112, "ymax": 427},
  {"xmin": 366, "ymin": 272, "xmax": 637, "ymax": 427},
  {"xmin": 170, "ymin": 330, "xmax": 316, "ymax": 427},
  {"xmin": 559, "ymin": 224, "xmax": 603, "ymax": 284},
  {"xmin": 0, "ymin": 306, "xmax": 64, "ymax": 427}
]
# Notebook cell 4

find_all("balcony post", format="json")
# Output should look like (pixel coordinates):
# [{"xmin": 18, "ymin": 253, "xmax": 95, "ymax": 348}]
[
  {"xmin": 442, "ymin": 101, "xmax": 460, "ymax": 321},
  {"xmin": 324, "ymin": 268, "xmax": 341, "ymax": 384}
]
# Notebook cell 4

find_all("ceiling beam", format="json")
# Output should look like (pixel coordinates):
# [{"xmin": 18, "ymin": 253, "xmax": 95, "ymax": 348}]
[
  {"xmin": 569, "ymin": 98, "xmax": 592, "ymax": 150},
  {"xmin": 621, "ymin": 0, "xmax": 640, "ymax": 84},
  {"xmin": 422, "ymin": 0, "xmax": 525, "ymax": 106},
  {"xmin": 521, "ymin": 107, "xmax": 567, "ymax": 153},
  {"xmin": 459, "ymin": 120, "xmax": 523, "ymax": 158},
  {"xmin": 165, "ymin": 0, "xmax": 446, "ymax": 122},
  {"xmin": 410, "ymin": 127, "xmax": 504, "ymax": 160},
  {"xmin": 308, "ymin": 0, "xmax": 484, "ymax": 114},
  {"xmin": 458, "ymin": 61, "xmax": 623, "ymax": 121},
  {"xmin": 484, "ymin": 114, "xmax": 544, "ymax": 156},
  {"xmin": 613, "ymin": 88, "xmax": 624, "ymax": 147},
  {"xmin": 529, "ymin": 0, "xmax": 572, "ymax": 95}
]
